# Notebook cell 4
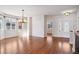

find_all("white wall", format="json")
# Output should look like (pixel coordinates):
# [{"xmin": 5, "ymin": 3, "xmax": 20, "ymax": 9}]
[{"xmin": 32, "ymin": 15, "xmax": 44, "ymax": 37}]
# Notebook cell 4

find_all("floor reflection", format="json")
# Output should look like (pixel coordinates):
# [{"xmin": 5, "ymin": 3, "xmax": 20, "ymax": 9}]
[{"xmin": 0, "ymin": 36, "xmax": 72, "ymax": 54}]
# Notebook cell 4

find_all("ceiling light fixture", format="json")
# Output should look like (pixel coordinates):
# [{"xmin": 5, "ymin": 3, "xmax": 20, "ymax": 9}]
[
  {"xmin": 62, "ymin": 10, "xmax": 75, "ymax": 16},
  {"xmin": 64, "ymin": 12, "xmax": 71, "ymax": 16}
]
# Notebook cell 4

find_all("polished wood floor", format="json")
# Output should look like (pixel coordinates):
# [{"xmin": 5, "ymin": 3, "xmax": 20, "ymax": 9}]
[{"xmin": 0, "ymin": 35, "xmax": 72, "ymax": 54}]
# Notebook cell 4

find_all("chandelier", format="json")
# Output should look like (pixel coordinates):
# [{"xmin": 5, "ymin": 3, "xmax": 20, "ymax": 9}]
[{"xmin": 18, "ymin": 9, "xmax": 27, "ymax": 23}]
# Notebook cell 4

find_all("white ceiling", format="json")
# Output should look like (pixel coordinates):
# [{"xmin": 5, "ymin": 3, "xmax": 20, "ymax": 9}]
[{"xmin": 0, "ymin": 5, "xmax": 78, "ymax": 16}]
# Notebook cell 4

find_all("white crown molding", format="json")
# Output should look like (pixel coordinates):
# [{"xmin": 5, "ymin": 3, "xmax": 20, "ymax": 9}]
[{"xmin": 0, "ymin": 11, "xmax": 19, "ymax": 19}]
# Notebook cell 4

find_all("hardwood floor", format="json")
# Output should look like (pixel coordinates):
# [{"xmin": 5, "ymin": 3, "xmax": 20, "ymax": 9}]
[{"xmin": 0, "ymin": 35, "xmax": 72, "ymax": 54}]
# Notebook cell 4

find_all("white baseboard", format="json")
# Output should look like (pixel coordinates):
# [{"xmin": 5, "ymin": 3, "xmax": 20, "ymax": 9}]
[
  {"xmin": 53, "ymin": 35, "xmax": 70, "ymax": 38},
  {"xmin": 0, "ymin": 36, "xmax": 18, "ymax": 40}
]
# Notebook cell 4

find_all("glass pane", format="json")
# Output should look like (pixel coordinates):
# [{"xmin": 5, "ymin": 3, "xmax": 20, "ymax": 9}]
[
  {"xmin": 6, "ymin": 22, "xmax": 10, "ymax": 29},
  {"xmin": 63, "ymin": 22, "xmax": 69, "ymax": 32},
  {"xmin": 12, "ymin": 23, "xmax": 15, "ymax": 29}
]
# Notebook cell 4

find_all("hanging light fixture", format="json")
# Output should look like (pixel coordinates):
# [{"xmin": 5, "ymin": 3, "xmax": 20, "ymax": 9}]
[{"xmin": 18, "ymin": 9, "xmax": 27, "ymax": 23}]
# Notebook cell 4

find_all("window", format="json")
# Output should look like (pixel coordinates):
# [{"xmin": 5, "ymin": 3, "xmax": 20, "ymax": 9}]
[
  {"xmin": 58, "ymin": 22, "xmax": 62, "ymax": 32},
  {"xmin": 6, "ymin": 22, "xmax": 10, "ymax": 29},
  {"xmin": 63, "ymin": 22, "xmax": 69, "ymax": 32},
  {"xmin": 12, "ymin": 23, "xmax": 15, "ymax": 29},
  {"xmin": 58, "ymin": 22, "xmax": 69, "ymax": 32}
]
